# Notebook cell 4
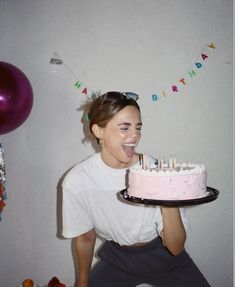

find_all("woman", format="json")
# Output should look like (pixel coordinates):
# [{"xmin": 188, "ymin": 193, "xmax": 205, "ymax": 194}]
[{"xmin": 62, "ymin": 91, "xmax": 210, "ymax": 287}]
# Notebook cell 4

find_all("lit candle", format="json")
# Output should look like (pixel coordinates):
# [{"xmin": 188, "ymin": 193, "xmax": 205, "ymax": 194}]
[
  {"xmin": 140, "ymin": 154, "xmax": 144, "ymax": 169},
  {"xmin": 143, "ymin": 153, "xmax": 146, "ymax": 170},
  {"xmin": 156, "ymin": 159, "xmax": 159, "ymax": 169},
  {"xmin": 169, "ymin": 156, "xmax": 173, "ymax": 169}
]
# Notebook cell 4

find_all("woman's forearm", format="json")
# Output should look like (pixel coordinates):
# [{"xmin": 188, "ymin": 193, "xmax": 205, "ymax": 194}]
[
  {"xmin": 75, "ymin": 229, "xmax": 97, "ymax": 287},
  {"xmin": 160, "ymin": 207, "xmax": 186, "ymax": 255}
]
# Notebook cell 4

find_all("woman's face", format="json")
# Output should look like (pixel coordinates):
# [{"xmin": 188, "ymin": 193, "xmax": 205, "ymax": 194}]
[{"xmin": 98, "ymin": 106, "xmax": 142, "ymax": 168}]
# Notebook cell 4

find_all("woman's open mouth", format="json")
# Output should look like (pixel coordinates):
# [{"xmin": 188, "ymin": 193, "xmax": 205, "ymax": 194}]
[{"xmin": 122, "ymin": 143, "xmax": 136, "ymax": 157}]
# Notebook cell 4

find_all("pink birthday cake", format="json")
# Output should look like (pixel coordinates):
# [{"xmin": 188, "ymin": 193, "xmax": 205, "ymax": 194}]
[{"xmin": 127, "ymin": 157, "xmax": 208, "ymax": 200}]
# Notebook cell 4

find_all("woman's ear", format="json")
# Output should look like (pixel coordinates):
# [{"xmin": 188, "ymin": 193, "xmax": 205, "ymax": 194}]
[{"xmin": 91, "ymin": 124, "xmax": 103, "ymax": 140}]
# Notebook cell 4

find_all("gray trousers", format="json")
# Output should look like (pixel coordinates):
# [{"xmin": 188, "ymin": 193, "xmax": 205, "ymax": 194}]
[{"xmin": 88, "ymin": 237, "xmax": 210, "ymax": 287}]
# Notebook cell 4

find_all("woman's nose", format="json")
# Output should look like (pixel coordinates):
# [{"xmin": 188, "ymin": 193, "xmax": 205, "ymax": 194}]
[{"xmin": 130, "ymin": 128, "xmax": 140, "ymax": 138}]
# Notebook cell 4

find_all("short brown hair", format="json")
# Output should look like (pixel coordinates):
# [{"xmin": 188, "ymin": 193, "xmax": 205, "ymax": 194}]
[{"xmin": 85, "ymin": 91, "xmax": 140, "ymax": 141}]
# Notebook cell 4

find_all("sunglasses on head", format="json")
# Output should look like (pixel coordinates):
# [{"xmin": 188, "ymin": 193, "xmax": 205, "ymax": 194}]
[
  {"xmin": 98, "ymin": 91, "xmax": 139, "ymax": 112},
  {"xmin": 101, "ymin": 91, "xmax": 139, "ymax": 103},
  {"xmin": 86, "ymin": 91, "xmax": 139, "ymax": 123}
]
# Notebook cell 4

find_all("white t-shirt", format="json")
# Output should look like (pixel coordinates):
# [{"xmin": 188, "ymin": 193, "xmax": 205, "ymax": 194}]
[{"xmin": 62, "ymin": 153, "xmax": 189, "ymax": 246}]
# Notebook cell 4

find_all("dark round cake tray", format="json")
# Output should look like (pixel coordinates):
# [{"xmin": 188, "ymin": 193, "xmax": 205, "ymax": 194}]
[{"xmin": 119, "ymin": 187, "xmax": 219, "ymax": 207}]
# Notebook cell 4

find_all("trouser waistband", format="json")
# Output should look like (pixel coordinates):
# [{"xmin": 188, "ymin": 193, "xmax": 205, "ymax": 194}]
[{"xmin": 109, "ymin": 236, "xmax": 161, "ymax": 252}]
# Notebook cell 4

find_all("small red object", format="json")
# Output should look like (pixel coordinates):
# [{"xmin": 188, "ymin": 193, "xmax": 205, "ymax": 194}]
[
  {"xmin": 48, "ymin": 277, "xmax": 60, "ymax": 287},
  {"xmin": 0, "ymin": 182, "xmax": 3, "ymax": 197},
  {"xmin": 47, "ymin": 277, "xmax": 67, "ymax": 287},
  {"xmin": 0, "ymin": 199, "xmax": 6, "ymax": 212}
]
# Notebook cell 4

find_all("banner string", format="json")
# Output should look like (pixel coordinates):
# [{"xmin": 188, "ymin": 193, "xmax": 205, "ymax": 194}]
[{"xmin": 50, "ymin": 42, "xmax": 216, "ymax": 102}]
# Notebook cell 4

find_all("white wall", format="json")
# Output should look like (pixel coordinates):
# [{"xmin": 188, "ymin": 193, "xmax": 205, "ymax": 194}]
[{"xmin": 0, "ymin": 0, "xmax": 233, "ymax": 286}]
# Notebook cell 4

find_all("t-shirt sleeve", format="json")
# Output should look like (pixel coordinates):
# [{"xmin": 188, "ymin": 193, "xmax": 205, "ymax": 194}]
[{"xmin": 62, "ymin": 186, "xmax": 94, "ymax": 238}]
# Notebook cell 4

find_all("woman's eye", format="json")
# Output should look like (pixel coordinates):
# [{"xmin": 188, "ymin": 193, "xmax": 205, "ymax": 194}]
[
  {"xmin": 119, "ymin": 124, "xmax": 142, "ymax": 132},
  {"xmin": 120, "ymin": 127, "xmax": 129, "ymax": 131}
]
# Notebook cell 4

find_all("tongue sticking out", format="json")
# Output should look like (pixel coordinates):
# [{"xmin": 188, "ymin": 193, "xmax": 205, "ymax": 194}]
[{"xmin": 122, "ymin": 145, "xmax": 135, "ymax": 157}]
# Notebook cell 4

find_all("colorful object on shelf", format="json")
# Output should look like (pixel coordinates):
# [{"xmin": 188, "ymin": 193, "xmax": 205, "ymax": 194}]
[
  {"xmin": 21, "ymin": 278, "xmax": 35, "ymax": 287},
  {"xmin": 47, "ymin": 276, "xmax": 67, "ymax": 287},
  {"xmin": 0, "ymin": 143, "xmax": 6, "ymax": 221},
  {"xmin": 0, "ymin": 62, "xmax": 33, "ymax": 135}
]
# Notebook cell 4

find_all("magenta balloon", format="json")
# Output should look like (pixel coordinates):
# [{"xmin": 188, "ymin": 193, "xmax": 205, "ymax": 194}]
[{"xmin": 0, "ymin": 62, "xmax": 33, "ymax": 135}]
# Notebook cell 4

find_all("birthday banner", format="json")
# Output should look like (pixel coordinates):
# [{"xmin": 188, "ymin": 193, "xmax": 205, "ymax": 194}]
[
  {"xmin": 50, "ymin": 52, "xmax": 98, "ymax": 98},
  {"xmin": 0, "ymin": 143, "xmax": 7, "ymax": 221},
  {"xmin": 151, "ymin": 42, "xmax": 216, "ymax": 102},
  {"xmin": 50, "ymin": 42, "xmax": 216, "ymax": 102}
]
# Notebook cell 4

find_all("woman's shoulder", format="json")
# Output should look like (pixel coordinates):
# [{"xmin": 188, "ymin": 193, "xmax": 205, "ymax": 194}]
[
  {"xmin": 74, "ymin": 153, "xmax": 99, "ymax": 169},
  {"xmin": 63, "ymin": 153, "xmax": 100, "ymax": 188}
]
